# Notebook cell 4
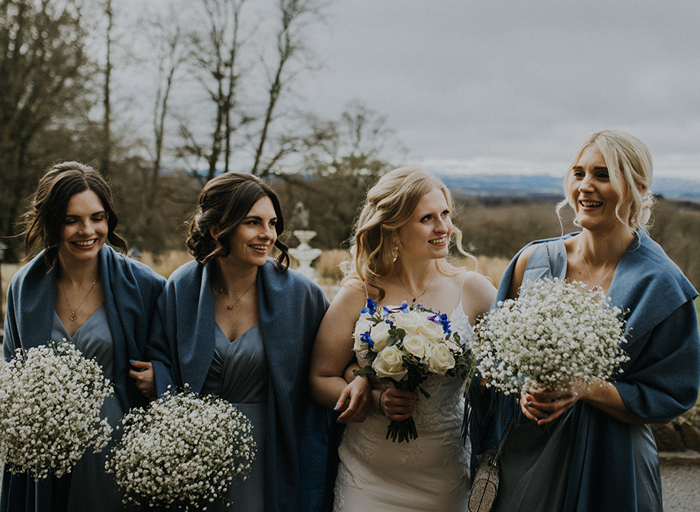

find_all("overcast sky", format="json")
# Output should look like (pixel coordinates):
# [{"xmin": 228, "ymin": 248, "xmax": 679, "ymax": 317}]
[{"xmin": 297, "ymin": 0, "xmax": 700, "ymax": 180}]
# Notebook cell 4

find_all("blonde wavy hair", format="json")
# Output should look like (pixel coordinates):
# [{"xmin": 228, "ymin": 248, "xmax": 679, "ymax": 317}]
[
  {"xmin": 343, "ymin": 167, "xmax": 475, "ymax": 301},
  {"xmin": 557, "ymin": 130, "xmax": 655, "ymax": 233}
]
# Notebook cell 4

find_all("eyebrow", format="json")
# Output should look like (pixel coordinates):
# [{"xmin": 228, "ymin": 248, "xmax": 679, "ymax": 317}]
[
  {"xmin": 65, "ymin": 210, "xmax": 106, "ymax": 218},
  {"xmin": 572, "ymin": 165, "xmax": 608, "ymax": 170},
  {"xmin": 244, "ymin": 215, "xmax": 276, "ymax": 221}
]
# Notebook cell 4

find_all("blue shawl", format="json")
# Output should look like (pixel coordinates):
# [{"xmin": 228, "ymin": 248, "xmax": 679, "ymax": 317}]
[
  {"xmin": 1, "ymin": 245, "xmax": 165, "ymax": 512},
  {"xmin": 147, "ymin": 259, "xmax": 332, "ymax": 512},
  {"xmin": 470, "ymin": 231, "xmax": 700, "ymax": 512}
]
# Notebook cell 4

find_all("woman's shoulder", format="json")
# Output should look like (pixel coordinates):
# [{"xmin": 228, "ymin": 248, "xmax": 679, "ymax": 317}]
[{"xmin": 461, "ymin": 271, "xmax": 497, "ymax": 315}]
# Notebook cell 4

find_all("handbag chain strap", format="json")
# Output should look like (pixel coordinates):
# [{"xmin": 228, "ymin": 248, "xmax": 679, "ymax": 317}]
[{"xmin": 490, "ymin": 411, "xmax": 517, "ymax": 467}]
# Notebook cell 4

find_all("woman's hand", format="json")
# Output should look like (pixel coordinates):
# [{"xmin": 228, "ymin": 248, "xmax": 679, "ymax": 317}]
[
  {"xmin": 520, "ymin": 382, "xmax": 586, "ymax": 425},
  {"xmin": 380, "ymin": 388, "xmax": 419, "ymax": 422},
  {"xmin": 129, "ymin": 360, "xmax": 156, "ymax": 401},
  {"xmin": 335, "ymin": 377, "xmax": 372, "ymax": 423}
]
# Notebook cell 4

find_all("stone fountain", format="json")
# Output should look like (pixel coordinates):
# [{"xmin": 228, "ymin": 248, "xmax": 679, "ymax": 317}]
[{"xmin": 289, "ymin": 202, "xmax": 322, "ymax": 279}]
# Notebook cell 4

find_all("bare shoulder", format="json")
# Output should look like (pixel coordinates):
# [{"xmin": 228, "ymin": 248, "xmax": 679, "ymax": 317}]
[
  {"xmin": 462, "ymin": 271, "xmax": 497, "ymax": 316},
  {"xmin": 328, "ymin": 278, "xmax": 370, "ymax": 312}
]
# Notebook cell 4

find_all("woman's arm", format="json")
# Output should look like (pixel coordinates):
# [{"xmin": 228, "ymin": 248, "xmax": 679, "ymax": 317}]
[
  {"xmin": 309, "ymin": 283, "xmax": 372, "ymax": 423},
  {"xmin": 521, "ymin": 381, "xmax": 646, "ymax": 425}
]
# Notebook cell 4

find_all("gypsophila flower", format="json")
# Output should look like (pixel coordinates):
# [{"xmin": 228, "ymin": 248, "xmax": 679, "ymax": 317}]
[
  {"xmin": 0, "ymin": 340, "xmax": 113, "ymax": 480},
  {"xmin": 353, "ymin": 299, "xmax": 473, "ymax": 442},
  {"xmin": 106, "ymin": 386, "xmax": 256, "ymax": 510},
  {"xmin": 474, "ymin": 278, "xmax": 630, "ymax": 395}
]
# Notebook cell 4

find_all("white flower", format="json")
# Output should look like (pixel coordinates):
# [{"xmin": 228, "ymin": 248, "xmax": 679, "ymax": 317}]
[
  {"xmin": 352, "ymin": 316, "xmax": 374, "ymax": 351},
  {"xmin": 392, "ymin": 310, "xmax": 423, "ymax": 334},
  {"xmin": 0, "ymin": 340, "xmax": 113, "ymax": 480},
  {"xmin": 475, "ymin": 278, "xmax": 629, "ymax": 395},
  {"xmin": 106, "ymin": 387, "xmax": 256, "ymax": 509},
  {"xmin": 416, "ymin": 319, "xmax": 446, "ymax": 344},
  {"xmin": 372, "ymin": 346, "xmax": 408, "ymax": 381},
  {"xmin": 402, "ymin": 333, "xmax": 429, "ymax": 360},
  {"xmin": 428, "ymin": 343, "xmax": 456, "ymax": 375},
  {"xmin": 369, "ymin": 322, "xmax": 392, "ymax": 352}
]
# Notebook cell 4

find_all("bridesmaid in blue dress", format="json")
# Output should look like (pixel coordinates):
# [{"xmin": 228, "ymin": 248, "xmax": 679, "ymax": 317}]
[
  {"xmin": 147, "ymin": 172, "xmax": 332, "ymax": 512},
  {"xmin": 1, "ymin": 162, "xmax": 166, "ymax": 512}
]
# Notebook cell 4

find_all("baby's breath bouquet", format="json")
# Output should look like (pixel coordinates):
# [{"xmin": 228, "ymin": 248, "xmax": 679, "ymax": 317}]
[
  {"xmin": 107, "ymin": 386, "xmax": 256, "ymax": 510},
  {"xmin": 0, "ymin": 339, "xmax": 113, "ymax": 480},
  {"xmin": 353, "ymin": 298, "xmax": 473, "ymax": 442},
  {"xmin": 475, "ymin": 277, "xmax": 629, "ymax": 395}
]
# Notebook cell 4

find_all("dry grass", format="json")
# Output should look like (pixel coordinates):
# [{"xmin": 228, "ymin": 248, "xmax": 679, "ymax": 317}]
[{"xmin": 139, "ymin": 251, "xmax": 194, "ymax": 278}]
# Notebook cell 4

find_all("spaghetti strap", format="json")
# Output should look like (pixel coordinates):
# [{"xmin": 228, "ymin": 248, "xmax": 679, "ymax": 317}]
[
  {"xmin": 362, "ymin": 280, "xmax": 369, "ymax": 299},
  {"xmin": 457, "ymin": 270, "xmax": 468, "ymax": 306}
]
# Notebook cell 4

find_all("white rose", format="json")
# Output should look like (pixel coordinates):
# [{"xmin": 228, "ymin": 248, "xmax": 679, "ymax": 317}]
[
  {"xmin": 416, "ymin": 319, "xmax": 446, "ymax": 343},
  {"xmin": 428, "ymin": 343, "xmax": 456, "ymax": 375},
  {"xmin": 392, "ymin": 311, "xmax": 423, "ymax": 334},
  {"xmin": 352, "ymin": 317, "xmax": 374, "ymax": 352},
  {"xmin": 402, "ymin": 333, "xmax": 429, "ymax": 360},
  {"xmin": 372, "ymin": 346, "xmax": 408, "ymax": 381},
  {"xmin": 370, "ymin": 322, "xmax": 392, "ymax": 352}
]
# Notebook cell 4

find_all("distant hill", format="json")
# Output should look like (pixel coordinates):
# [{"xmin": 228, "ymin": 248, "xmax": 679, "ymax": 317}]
[{"xmin": 438, "ymin": 173, "xmax": 700, "ymax": 203}]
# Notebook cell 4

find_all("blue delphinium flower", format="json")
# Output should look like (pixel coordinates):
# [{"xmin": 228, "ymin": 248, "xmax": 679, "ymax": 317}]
[
  {"xmin": 361, "ymin": 298, "xmax": 377, "ymax": 315},
  {"xmin": 360, "ymin": 332, "xmax": 374, "ymax": 350}
]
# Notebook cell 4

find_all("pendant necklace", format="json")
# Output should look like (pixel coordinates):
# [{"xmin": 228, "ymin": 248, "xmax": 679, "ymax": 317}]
[
  {"xmin": 579, "ymin": 248, "xmax": 616, "ymax": 290},
  {"xmin": 218, "ymin": 279, "xmax": 256, "ymax": 310},
  {"xmin": 61, "ymin": 276, "xmax": 99, "ymax": 321},
  {"xmin": 396, "ymin": 267, "xmax": 438, "ymax": 303}
]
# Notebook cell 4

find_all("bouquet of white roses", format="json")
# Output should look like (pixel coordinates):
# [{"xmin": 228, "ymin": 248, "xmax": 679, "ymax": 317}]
[
  {"xmin": 353, "ymin": 298, "xmax": 473, "ymax": 442},
  {"xmin": 474, "ymin": 277, "xmax": 629, "ymax": 395},
  {"xmin": 0, "ymin": 339, "xmax": 113, "ymax": 480},
  {"xmin": 106, "ymin": 386, "xmax": 256, "ymax": 510}
]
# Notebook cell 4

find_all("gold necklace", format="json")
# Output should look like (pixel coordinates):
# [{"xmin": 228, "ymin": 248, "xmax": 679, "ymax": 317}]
[
  {"xmin": 579, "ymin": 249, "xmax": 616, "ymax": 290},
  {"xmin": 218, "ymin": 279, "xmax": 256, "ymax": 310},
  {"xmin": 61, "ymin": 277, "xmax": 99, "ymax": 321},
  {"xmin": 396, "ymin": 267, "xmax": 438, "ymax": 303}
]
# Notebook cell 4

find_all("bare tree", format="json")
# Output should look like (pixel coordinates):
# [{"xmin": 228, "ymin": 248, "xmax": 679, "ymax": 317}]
[
  {"xmin": 181, "ymin": 0, "xmax": 251, "ymax": 182},
  {"xmin": 100, "ymin": 0, "xmax": 113, "ymax": 176},
  {"xmin": 0, "ymin": 0, "xmax": 93, "ymax": 250},
  {"xmin": 250, "ymin": 0, "xmax": 327, "ymax": 177}
]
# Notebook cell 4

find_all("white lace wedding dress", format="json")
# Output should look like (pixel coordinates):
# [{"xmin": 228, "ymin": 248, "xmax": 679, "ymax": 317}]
[{"xmin": 333, "ymin": 302, "xmax": 473, "ymax": 512}]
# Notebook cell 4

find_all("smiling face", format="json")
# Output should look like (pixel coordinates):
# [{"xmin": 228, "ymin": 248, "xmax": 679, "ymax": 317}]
[
  {"xmin": 224, "ymin": 196, "xmax": 278, "ymax": 268},
  {"xmin": 59, "ymin": 190, "xmax": 109, "ymax": 265},
  {"xmin": 569, "ymin": 144, "xmax": 629, "ymax": 233},
  {"xmin": 397, "ymin": 187, "xmax": 452, "ymax": 262}
]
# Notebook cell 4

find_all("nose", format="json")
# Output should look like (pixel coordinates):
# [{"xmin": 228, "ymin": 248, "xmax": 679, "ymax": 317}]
[
  {"xmin": 435, "ymin": 216, "xmax": 450, "ymax": 233},
  {"xmin": 79, "ymin": 220, "xmax": 96, "ymax": 235},
  {"xmin": 260, "ymin": 224, "xmax": 275, "ymax": 240},
  {"xmin": 578, "ymin": 174, "xmax": 595, "ymax": 193}
]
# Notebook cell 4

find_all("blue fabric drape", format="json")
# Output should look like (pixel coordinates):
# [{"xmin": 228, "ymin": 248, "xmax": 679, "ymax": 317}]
[
  {"xmin": 1, "ymin": 246, "xmax": 165, "ymax": 512},
  {"xmin": 147, "ymin": 259, "xmax": 332, "ymax": 512}
]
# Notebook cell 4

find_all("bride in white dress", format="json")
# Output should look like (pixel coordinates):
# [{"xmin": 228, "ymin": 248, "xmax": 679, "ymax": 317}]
[{"xmin": 310, "ymin": 167, "xmax": 496, "ymax": 512}]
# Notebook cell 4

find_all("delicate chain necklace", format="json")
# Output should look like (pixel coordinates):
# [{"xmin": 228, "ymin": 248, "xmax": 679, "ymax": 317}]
[
  {"xmin": 579, "ymin": 248, "xmax": 616, "ymax": 290},
  {"xmin": 396, "ymin": 267, "xmax": 439, "ymax": 303},
  {"xmin": 218, "ymin": 279, "xmax": 256, "ymax": 310},
  {"xmin": 61, "ymin": 277, "xmax": 99, "ymax": 321}
]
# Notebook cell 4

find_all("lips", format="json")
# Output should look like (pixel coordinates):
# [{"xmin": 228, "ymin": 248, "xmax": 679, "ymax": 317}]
[
  {"xmin": 429, "ymin": 236, "xmax": 447, "ymax": 245},
  {"xmin": 580, "ymin": 201, "xmax": 603, "ymax": 208},
  {"xmin": 72, "ymin": 239, "xmax": 98, "ymax": 248},
  {"xmin": 249, "ymin": 244, "xmax": 270, "ymax": 252}
]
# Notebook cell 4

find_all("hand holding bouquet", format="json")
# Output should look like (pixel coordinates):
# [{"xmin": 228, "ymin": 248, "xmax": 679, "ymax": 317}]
[
  {"xmin": 353, "ymin": 299, "xmax": 473, "ymax": 442},
  {"xmin": 474, "ymin": 278, "xmax": 629, "ymax": 396},
  {"xmin": 0, "ymin": 340, "xmax": 113, "ymax": 480},
  {"xmin": 106, "ymin": 386, "xmax": 256, "ymax": 510}
]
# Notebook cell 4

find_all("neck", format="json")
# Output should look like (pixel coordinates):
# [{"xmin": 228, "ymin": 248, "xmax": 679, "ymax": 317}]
[
  {"xmin": 577, "ymin": 227, "xmax": 635, "ymax": 266},
  {"xmin": 57, "ymin": 256, "xmax": 100, "ymax": 285},
  {"xmin": 393, "ymin": 259, "xmax": 439, "ymax": 300},
  {"xmin": 215, "ymin": 258, "xmax": 259, "ymax": 292}
]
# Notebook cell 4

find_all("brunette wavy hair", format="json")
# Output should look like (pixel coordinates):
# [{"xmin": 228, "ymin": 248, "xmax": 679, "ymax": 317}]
[
  {"xmin": 185, "ymin": 172, "xmax": 290, "ymax": 269},
  {"xmin": 22, "ymin": 161, "xmax": 127, "ymax": 268}
]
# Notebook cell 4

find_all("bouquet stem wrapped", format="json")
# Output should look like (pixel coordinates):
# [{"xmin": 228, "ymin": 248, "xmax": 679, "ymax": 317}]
[
  {"xmin": 353, "ymin": 299, "xmax": 473, "ymax": 443},
  {"xmin": 0, "ymin": 340, "xmax": 113, "ymax": 480}
]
